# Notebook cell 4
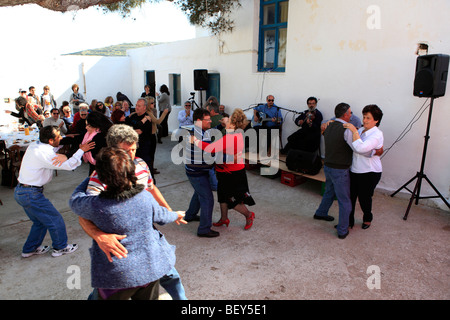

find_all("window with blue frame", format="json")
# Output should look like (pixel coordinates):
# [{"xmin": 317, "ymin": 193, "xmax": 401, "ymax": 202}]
[
  {"xmin": 171, "ymin": 74, "xmax": 181, "ymax": 105},
  {"xmin": 258, "ymin": 0, "xmax": 289, "ymax": 72}
]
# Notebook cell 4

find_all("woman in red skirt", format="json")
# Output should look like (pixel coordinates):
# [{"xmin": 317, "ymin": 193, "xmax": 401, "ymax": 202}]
[{"xmin": 192, "ymin": 108, "xmax": 256, "ymax": 230}]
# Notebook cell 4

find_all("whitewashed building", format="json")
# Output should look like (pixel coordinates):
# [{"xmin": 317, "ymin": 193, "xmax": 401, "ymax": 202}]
[
  {"xmin": 126, "ymin": 0, "xmax": 450, "ymax": 210},
  {"xmin": 1, "ymin": 0, "xmax": 449, "ymax": 210}
]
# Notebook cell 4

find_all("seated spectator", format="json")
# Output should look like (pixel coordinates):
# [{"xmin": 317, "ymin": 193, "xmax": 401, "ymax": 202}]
[
  {"xmin": 178, "ymin": 101, "xmax": 194, "ymax": 127},
  {"xmin": 111, "ymin": 108, "xmax": 126, "ymax": 124},
  {"xmin": 62, "ymin": 106, "xmax": 74, "ymax": 129},
  {"xmin": 60, "ymin": 106, "xmax": 89, "ymax": 157},
  {"xmin": 59, "ymin": 101, "xmax": 70, "ymax": 118},
  {"xmin": 122, "ymin": 100, "xmax": 131, "ymax": 117},
  {"xmin": 20, "ymin": 96, "xmax": 44, "ymax": 127},
  {"xmin": 206, "ymin": 101, "xmax": 223, "ymax": 128},
  {"xmin": 112, "ymin": 101, "xmax": 122, "ymax": 112},
  {"xmin": 89, "ymin": 99, "xmax": 98, "ymax": 112},
  {"xmin": 219, "ymin": 104, "xmax": 226, "ymax": 115},
  {"xmin": 71, "ymin": 103, "xmax": 89, "ymax": 130},
  {"xmin": 43, "ymin": 108, "xmax": 67, "ymax": 135},
  {"xmin": 104, "ymin": 96, "xmax": 114, "ymax": 113},
  {"xmin": 116, "ymin": 91, "xmax": 134, "ymax": 110},
  {"xmin": 95, "ymin": 101, "xmax": 110, "ymax": 118}
]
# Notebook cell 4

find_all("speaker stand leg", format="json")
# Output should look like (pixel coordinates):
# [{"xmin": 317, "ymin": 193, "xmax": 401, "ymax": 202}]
[{"xmin": 391, "ymin": 97, "xmax": 450, "ymax": 219}]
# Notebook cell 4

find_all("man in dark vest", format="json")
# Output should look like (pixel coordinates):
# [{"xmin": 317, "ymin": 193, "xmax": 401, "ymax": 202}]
[{"xmin": 314, "ymin": 103, "xmax": 354, "ymax": 239}]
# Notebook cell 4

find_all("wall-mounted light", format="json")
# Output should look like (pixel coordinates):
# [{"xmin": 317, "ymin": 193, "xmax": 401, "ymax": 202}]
[{"xmin": 416, "ymin": 43, "xmax": 429, "ymax": 56}]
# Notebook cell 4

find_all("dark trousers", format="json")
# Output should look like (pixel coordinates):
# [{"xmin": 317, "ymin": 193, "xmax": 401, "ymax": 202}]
[
  {"xmin": 149, "ymin": 133, "xmax": 157, "ymax": 182},
  {"xmin": 136, "ymin": 142, "xmax": 152, "ymax": 167},
  {"xmin": 98, "ymin": 280, "xmax": 159, "ymax": 300},
  {"xmin": 349, "ymin": 171, "xmax": 382, "ymax": 226},
  {"xmin": 159, "ymin": 110, "xmax": 170, "ymax": 137}
]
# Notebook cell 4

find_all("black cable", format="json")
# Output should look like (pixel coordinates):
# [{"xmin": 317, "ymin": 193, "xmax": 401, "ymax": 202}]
[{"xmin": 381, "ymin": 98, "xmax": 430, "ymax": 159}]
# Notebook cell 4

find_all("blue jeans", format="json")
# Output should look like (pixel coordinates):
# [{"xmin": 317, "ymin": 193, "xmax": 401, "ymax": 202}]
[
  {"xmin": 14, "ymin": 185, "xmax": 68, "ymax": 253},
  {"xmin": 315, "ymin": 166, "xmax": 351, "ymax": 236},
  {"xmin": 209, "ymin": 168, "xmax": 218, "ymax": 191},
  {"xmin": 160, "ymin": 266, "xmax": 187, "ymax": 300},
  {"xmin": 185, "ymin": 173, "xmax": 214, "ymax": 234}
]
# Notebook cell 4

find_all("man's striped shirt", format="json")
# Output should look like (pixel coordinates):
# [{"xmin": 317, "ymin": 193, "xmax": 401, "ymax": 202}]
[{"xmin": 86, "ymin": 157, "xmax": 153, "ymax": 195}]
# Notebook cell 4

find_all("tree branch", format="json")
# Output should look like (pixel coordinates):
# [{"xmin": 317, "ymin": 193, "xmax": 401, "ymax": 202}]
[{"xmin": 0, "ymin": 0, "xmax": 241, "ymax": 34}]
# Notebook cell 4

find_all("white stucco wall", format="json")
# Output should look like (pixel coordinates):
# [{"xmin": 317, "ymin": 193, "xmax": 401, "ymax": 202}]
[{"xmin": 127, "ymin": 0, "xmax": 450, "ymax": 210}]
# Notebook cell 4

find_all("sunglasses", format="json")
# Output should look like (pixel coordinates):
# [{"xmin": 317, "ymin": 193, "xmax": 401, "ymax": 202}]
[{"xmin": 268, "ymin": 99, "xmax": 274, "ymax": 102}]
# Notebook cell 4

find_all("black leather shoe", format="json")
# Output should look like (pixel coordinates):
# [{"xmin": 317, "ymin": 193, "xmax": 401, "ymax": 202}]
[
  {"xmin": 197, "ymin": 230, "xmax": 220, "ymax": 238},
  {"xmin": 185, "ymin": 215, "xmax": 200, "ymax": 222},
  {"xmin": 314, "ymin": 214, "xmax": 334, "ymax": 221},
  {"xmin": 338, "ymin": 231, "xmax": 349, "ymax": 239},
  {"xmin": 362, "ymin": 223, "xmax": 371, "ymax": 229}
]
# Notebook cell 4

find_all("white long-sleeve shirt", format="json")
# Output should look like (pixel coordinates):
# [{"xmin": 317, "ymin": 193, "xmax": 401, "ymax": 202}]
[
  {"xmin": 18, "ymin": 141, "xmax": 84, "ymax": 187},
  {"xmin": 350, "ymin": 126, "xmax": 384, "ymax": 173}
]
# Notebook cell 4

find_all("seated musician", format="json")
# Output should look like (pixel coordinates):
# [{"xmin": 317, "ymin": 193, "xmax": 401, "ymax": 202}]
[
  {"xmin": 253, "ymin": 95, "xmax": 283, "ymax": 152},
  {"xmin": 281, "ymin": 97, "xmax": 323, "ymax": 154}
]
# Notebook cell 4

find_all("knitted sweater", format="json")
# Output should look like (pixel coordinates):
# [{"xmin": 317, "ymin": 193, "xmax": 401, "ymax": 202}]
[{"xmin": 69, "ymin": 178, "xmax": 177, "ymax": 289}]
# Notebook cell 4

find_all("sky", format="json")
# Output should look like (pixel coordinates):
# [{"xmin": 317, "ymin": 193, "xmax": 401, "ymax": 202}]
[{"xmin": 0, "ymin": 1, "xmax": 196, "ymax": 60}]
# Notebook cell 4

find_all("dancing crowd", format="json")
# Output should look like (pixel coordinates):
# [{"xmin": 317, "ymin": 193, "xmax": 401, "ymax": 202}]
[{"xmin": 7, "ymin": 84, "xmax": 384, "ymax": 300}]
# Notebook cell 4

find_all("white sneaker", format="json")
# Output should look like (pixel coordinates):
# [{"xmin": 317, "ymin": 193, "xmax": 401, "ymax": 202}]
[
  {"xmin": 21, "ymin": 245, "xmax": 50, "ymax": 258},
  {"xmin": 52, "ymin": 244, "xmax": 78, "ymax": 257}
]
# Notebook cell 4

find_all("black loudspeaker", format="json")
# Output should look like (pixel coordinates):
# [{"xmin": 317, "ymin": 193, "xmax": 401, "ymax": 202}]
[
  {"xmin": 193, "ymin": 69, "xmax": 208, "ymax": 90},
  {"xmin": 286, "ymin": 149, "xmax": 322, "ymax": 175},
  {"xmin": 413, "ymin": 54, "xmax": 449, "ymax": 98}
]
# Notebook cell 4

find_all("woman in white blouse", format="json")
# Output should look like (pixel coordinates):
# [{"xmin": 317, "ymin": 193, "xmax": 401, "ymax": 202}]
[{"xmin": 344, "ymin": 105, "xmax": 384, "ymax": 230}]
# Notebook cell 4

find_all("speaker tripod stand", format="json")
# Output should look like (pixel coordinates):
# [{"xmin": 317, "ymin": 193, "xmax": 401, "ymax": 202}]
[
  {"xmin": 188, "ymin": 91, "xmax": 202, "ymax": 110},
  {"xmin": 390, "ymin": 97, "xmax": 450, "ymax": 220}
]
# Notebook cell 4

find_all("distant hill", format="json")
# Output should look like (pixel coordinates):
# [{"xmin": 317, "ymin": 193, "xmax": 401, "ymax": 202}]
[{"xmin": 64, "ymin": 41, "xmax": 162, "ymax": 56}]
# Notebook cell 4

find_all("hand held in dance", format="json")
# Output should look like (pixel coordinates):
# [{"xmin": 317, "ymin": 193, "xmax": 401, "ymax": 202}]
[
  {"xmin": 343, "ymin": 122, "xmax": 357, "ymax": 133},
  {"xmin": 175, "ymin": 211, "xmax": 188, "ymax": 225},
  {"xmin": 374, "ymin": 146, "xmax": 384, "ymax": 156}
]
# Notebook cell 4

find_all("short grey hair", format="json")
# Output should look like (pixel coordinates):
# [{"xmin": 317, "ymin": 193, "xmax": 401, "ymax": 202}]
[
  {"xmin": 79, "ymin": 103, "xmax": 89, "ymax": 111},
  {"xmin": 137, "ymin": 98, "xmax": 148, "ymax": 107},
  {"xmin": 106, "ymin": 124, "xmax": 138, "ymax": 147}
]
